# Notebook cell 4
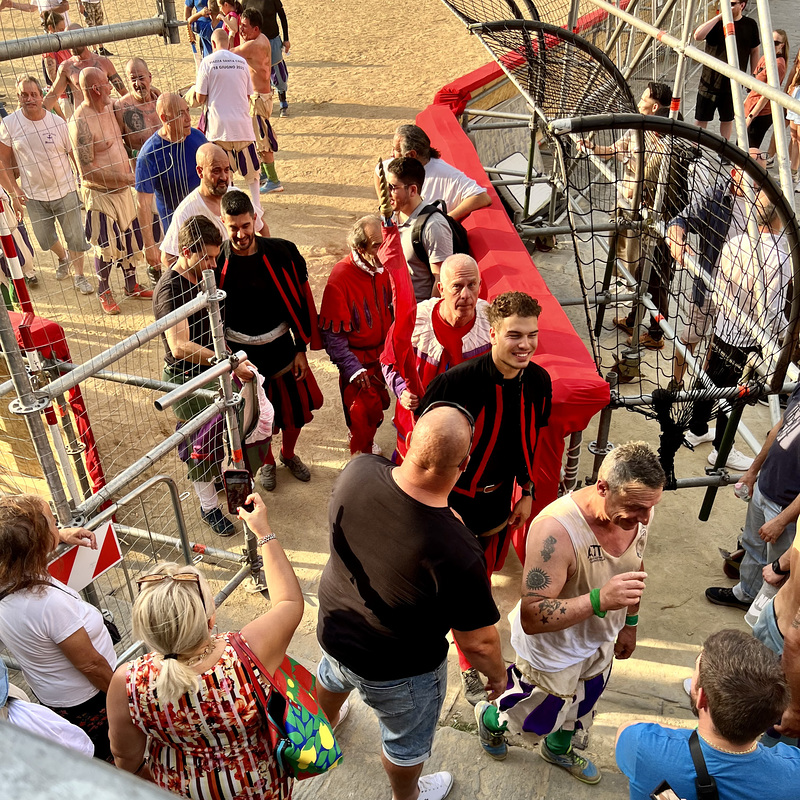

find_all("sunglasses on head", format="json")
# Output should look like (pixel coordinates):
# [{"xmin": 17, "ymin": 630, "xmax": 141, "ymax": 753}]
[{"xmin": 136, "ymin": 572, "xmax": 206, "ymax": 611}]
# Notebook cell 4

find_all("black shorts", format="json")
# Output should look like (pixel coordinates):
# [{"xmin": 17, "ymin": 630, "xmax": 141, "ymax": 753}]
[{"xmin": 695, "ymin": 85, "xmax": 734, "ymax": 123}]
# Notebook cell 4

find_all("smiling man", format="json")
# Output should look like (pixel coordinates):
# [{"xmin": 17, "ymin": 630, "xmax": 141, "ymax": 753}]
[
  {"xmin": 474, "ymin": 441, "xmax": 665, "ymax": 786},
  {"xmin": 418, "ymin": 291, "xmax": 552, "ymax": 705},
  {"xmin": 113, "ymin": 59, "xmax": 161, "ymax": 159},
  {"xmin": 216, "ymin": 190, "xmax": 323, "ymax": 491}
]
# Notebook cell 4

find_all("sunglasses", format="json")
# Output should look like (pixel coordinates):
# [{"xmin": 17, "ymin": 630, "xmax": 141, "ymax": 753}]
[
  {"xmin": 418, "ymin": 400, "xmax": 476, "ymax": 461},
  {"xmin": 388, "ymin": 183, "xmax": 407, "ymax": 193},
  {"xmin": 136, "ymin": 572, "xmax": 206, "ymax": 610}
]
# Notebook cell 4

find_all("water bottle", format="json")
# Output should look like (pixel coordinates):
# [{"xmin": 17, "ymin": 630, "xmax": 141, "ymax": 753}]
[
  {"xmin": 734, "ymin": 482, "xmax": 750, "ymax": 501},
  {"xmin": 745, "ymin": 582, "xmax": 778, "ymax": 628}
]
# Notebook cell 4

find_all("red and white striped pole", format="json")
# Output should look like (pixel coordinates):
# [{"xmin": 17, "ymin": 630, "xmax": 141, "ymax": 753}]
[{"xmin": 0, "ymin": 190, "xmax": 33, "ymax": 314}]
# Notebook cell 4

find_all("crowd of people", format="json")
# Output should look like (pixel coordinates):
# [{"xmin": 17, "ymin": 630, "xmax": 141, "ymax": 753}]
[{"xmin": 2, "ymin": 1, "xmax": 800, "ymax": 799}]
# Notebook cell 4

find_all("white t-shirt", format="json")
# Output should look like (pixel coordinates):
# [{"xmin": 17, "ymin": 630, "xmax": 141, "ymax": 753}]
[
  {"xmin": 161, "ymin": 187, "xmax": 229, "ymax": 257},
  {"xmin": 0, "ymin": 110, "xmax": 76, "ymax": 202},
  {"xmin": 34, "ymin": 0, "xmax": 70, "ymax": 24},
  {"xmin": 0, "ymin": 579, "xmax": 116, "ymax": 707},
  {"xmin": 195, "ymin": 50, "xmax": 254, "ymax": 143},
  {"xmin": 380, "ymin": 156, "xmax": 486, "ymax": 215},
  {"xmin": 7, "ymin": 697, "xmax": 94, "ymax": 756}
]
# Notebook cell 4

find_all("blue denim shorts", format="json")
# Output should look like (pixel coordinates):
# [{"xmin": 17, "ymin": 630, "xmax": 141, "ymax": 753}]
[
  {"xmin": 317, "ymin": 650, "xmax": 447, "ymax": 767},
  {"xmin": 753, "ymin": 596, "xmax": 784, "ymax": 656}
]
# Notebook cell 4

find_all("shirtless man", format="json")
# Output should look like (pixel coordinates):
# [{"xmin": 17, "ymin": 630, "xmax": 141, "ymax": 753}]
[
  {"xmin": 44, "ymin": 25, "xmax": 125, "ymax": 117},
  {"xmin": 234, "ymin": 8, "xmax": 283, "ymax": 193},
  {"xmin": 70, "ymin": 67, "xmax": 150, "ymax": 315},
  {"xmin": 113, "ymin": 58, "xmax": 161, "ymax": 158}
]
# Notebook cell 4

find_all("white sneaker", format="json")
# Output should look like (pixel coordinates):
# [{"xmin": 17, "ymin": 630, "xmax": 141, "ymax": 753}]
[
  {"xmin": 417, "ymin": 772, "xmax": 453, "ymax": 800},
  {"xmin": 708, "ymin": 448, "xmax": 754, "ymax": 471},
  {"xmin": 333, "ymin": 698, "xmax": 350, "ymax": 731},
  {"xmin": 685, "ymin": 428, "xmax": 715, "ymax": 447}
]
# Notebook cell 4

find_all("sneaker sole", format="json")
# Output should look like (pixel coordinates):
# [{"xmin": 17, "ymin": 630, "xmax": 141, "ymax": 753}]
[
  {"xmin": 539, "ymin": 748, "xmax": 601, "ymax": 785},
  {"xmin": 705, "ymin": 593, "xmax": 750, "ymax": 611}
]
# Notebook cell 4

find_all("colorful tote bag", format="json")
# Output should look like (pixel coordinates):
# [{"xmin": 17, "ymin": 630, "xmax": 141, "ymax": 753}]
[{"xmin": 230, "ymin": 632, "xmax": 343, "ymax": 780}]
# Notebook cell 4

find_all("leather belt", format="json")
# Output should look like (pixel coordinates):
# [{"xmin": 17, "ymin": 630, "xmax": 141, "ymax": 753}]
[
  {"xmin": 225, "ymin": 322, "xmax": 289, "ymax": 346},
  {"xmin": 474, "ymin": 481, "xmax": 503, "ymax": 494}
]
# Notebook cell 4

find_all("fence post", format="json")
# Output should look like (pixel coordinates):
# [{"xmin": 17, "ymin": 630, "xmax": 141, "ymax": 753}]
[{"xmin": 0, "ymin": 303, "xmax": 72, "ymax": 524}]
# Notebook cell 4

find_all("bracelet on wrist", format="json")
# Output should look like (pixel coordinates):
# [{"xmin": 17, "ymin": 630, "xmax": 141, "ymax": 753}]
[
  {"xmin": 257, "ymin": 533, "xmax": 276, "ymax": 547},
  {"xmin": 521, "ymin": 488, "xmax": 532, "ymax": 497},
  {"xmin": 772, "ymin": 558, "xmax": 790, "ymax": 576},
  {"xmin": 589, "ymin": 588, "xmax": 606, "ymax": 618},
  {"xmin": 625, "ymin": 614, "xmax": 639, "ymax": 627}
]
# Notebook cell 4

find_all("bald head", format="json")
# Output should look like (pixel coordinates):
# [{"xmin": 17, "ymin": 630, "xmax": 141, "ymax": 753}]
[
  {"xmin": 126, "ymin": 57, "xmax": 148, "ymax": 73},
  {"xmin": 157, "ymin": 92, "xmax": 182, "ymax": 117},
  {"xmin": 440, "ymin": 254, "xmax": 479, "ymax": 286},
  {"xmin": 78, "ymin": 66, "xmax": 108, "ymax": 98},
  {"xmin": 438, "ymin": 254, "xmax": 481, "ymax": 327},
  {"xmin": 407, "ymin": 406, "xmax": 472, "ymax": 472},
  {"xmin": 197, "ymin": 142, "xmax": 228, "ymax": 167},
  {"xmin": 211, "ymin": 28, "xmax": 229, "ymax": 50}
]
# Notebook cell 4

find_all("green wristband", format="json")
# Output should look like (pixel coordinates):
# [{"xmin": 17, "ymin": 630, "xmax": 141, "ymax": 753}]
[
  {"xmin": 625, "ymin": 614, "xmax": 639, "ymax": 627},
  {"xmin": 589, "ymin": 588, "xmax": 606, "ymax": 618}
]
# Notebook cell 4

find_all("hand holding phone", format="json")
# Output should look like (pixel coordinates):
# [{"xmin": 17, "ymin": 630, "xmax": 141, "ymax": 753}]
[{"xmin": 223, "ymin": 470, "xmax": 253, "ymax": 514}]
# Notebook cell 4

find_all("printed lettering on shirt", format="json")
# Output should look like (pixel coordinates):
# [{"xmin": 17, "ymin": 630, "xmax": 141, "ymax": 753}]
[{"xmin": 587, "ymin": 544, "xmax": 604, "ymax": 563}]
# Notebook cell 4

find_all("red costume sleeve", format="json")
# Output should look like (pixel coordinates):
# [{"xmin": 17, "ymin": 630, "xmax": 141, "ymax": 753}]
[{"xmin": 379, "ymin": 223, "xmax": 424, "ymax": 397}]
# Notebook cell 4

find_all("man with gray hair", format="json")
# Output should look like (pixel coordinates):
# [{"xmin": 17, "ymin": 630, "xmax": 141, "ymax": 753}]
[
  {"xmin": 319, "ymin": 215, "xmax": 393, "ymax": 455},
  {"xmin": 377, "ymin": 123, "xmax": 491, "ymax": 221},
  {"xmin": 474, "ymin": 441, "xmax": 665, "ymax": 785}
]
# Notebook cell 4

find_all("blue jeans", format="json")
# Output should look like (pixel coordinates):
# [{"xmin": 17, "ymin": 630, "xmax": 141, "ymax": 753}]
[
  {"xmin": 753, "ymin": 596, "xmax": 784, "ymax": 655},
  {"xmin": 736, "ymin": 482, "xmax": 796, "ymax": 601},
  {"xmin": 270, "ymin": 35, "xmax": 287, "ymax": 93},
  {"xmin": 316, "ymin": 650, "xmax": 447, "ymax": 767}
]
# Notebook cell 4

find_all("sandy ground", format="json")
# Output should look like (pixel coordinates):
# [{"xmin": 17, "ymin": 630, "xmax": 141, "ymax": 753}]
[{"xmin": 0, "ymin": 0, "xmax": 788, "ymax": 784}]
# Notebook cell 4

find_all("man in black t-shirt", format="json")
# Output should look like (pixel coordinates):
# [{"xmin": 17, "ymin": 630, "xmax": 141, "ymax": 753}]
[
  {"xmin": 316, "ymin": 404, "xmax": 506, "ymax": 800},
  {"xmin": 693, "ymin": 0, "xmax": 760, "ymax": 140},
  {"xmin": 153, "ymin": 215, "xmax": 255, "ymax": 536},
  {"xmin": 216, "ymin": 190, "xmax": 323, "ymax": 491}
]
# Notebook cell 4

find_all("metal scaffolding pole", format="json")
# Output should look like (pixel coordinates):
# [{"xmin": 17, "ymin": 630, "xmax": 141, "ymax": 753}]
[{"xmin": 668, "ymin": 0, "xmax": 700, "ymax": 119}]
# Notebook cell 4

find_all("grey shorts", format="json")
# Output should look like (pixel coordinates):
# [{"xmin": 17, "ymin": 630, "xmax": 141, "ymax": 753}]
[
  {"xmin": 26, "ymin": 192, "xmax": 90, "ymax": 253},
  {"xmin": 679, "ymin": 299, "xmax": 713, "ymax": 346}
]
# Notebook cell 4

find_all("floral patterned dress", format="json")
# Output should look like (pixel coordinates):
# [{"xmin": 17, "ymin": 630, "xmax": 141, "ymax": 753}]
[{"xmin": 125, "ymin": 633, "xmax": 292, "ymax": 800}]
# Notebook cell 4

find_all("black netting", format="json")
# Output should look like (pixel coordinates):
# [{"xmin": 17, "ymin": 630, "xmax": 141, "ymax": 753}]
[
  {"xmin": 549, "ymin": 115, "xmax": 800, "ymax": 485},
  {"xmin": 441, "ymin": 0, "xmax": 539, "ymax": 25},
  {"xmin": 472, "ymin": 21, "xmax": 636, "ymax": 121}
]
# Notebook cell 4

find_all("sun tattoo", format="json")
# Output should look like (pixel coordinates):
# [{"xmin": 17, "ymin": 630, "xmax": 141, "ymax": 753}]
[{"xmin": 525, "ymin": 567, "xmax": 551, "ymax": 591}]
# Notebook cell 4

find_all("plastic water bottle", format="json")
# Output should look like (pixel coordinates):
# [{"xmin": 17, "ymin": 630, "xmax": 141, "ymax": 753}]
[
  {"xmin": 745, "ymin": 582, "xmax": 778, "ymax": 628},
  {"xmin": 734, "ymin": 482, "xmax": 751, "ymax": 502}
]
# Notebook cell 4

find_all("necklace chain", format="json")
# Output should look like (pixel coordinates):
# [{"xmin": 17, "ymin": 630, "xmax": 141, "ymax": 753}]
[{"xmin": 698, "ymin": 731, "xmax": 757, "ymax": 755}]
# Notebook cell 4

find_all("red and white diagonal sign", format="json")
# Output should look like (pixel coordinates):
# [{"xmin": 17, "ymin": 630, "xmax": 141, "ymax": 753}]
[{"xmin": 47, "ymin": 521, "xmax": 123, "ymax": 592}]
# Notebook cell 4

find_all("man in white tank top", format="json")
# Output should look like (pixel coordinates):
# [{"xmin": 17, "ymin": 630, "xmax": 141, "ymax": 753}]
[{"xmin": 474, "ymin": 441, "xmax": 665, "ymax": 785}]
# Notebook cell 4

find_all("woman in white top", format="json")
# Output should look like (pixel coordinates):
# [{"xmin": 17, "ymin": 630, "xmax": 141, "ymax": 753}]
[{"xmin": 0, "ymin": 495, "xmax": 116, "ymax": 759}]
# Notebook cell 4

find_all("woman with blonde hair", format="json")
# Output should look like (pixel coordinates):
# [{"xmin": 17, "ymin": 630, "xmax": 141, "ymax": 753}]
[
  {"xmin": 744, "ymin": 29, "xmax": 789, "ymax": 148},
  {"xmin": 106, "ymin": 493, "xmax": 304, "ymax": 798}
]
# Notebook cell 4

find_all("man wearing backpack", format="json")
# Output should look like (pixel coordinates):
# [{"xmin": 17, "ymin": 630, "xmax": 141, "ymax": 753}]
[{"xmin": 388, "ymin": 156, "xmax": 454, "ymax": 302}]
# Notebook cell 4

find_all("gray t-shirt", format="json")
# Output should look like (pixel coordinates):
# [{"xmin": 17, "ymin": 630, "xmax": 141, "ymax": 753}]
[
  {"xmin": 759, "ymin": 385, "xmax": 800, "ymax": 507},
  {"xmin": 397, "ymin": 202, "xmax": 453, "ymax": 302}
]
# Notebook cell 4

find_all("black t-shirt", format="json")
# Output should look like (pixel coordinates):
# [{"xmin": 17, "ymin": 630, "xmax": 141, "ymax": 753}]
[
  {"xmin": 758, "ymin": 385, "xmax": 800, "ymax": 507},
  {"xmin": 317, "ymin": 456, "xmax": 500, "ymax": 680},
  {"xmin": 242, "ymin": 0, "xmax": 286, "ymax": 40},
  {"xmin": 153, "ymin": 268, "xmax": 212, "ymax": 371},
  {"xmin": 700, "ymin": 16, "xmax": 760, "ymax": 93}
]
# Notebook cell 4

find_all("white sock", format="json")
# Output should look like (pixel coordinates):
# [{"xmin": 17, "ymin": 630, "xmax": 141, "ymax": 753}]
[
  {"xmin": 193, "ymin": 480, "xmax": 219, "ymax": 513},
  {"xmin": 248, "ymin": 179, "xmax": 262, "ymax": 214}
]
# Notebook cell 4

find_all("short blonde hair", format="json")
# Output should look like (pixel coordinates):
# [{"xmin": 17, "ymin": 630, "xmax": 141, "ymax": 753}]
[{"xmin": 132, "ymin": 563, "xmax": 216, "ymax": 706}]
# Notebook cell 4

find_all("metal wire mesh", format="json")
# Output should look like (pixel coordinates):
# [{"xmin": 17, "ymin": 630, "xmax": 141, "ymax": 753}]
[{"xmin": 548, "ymin": 114, "xmax": 800, "ymax": 480}]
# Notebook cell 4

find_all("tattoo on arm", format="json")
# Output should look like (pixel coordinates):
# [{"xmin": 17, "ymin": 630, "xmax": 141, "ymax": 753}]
[
  {"xmin": 109, "ymin": 73, "xmax": 126, "ymax": 95},
  {"xmin": 525, "ymin": 567, "xmax": 551, "ymax": 592},
  {"xmin": 540, "ymin": 535, "xmax": 557, "ymax": 563},
  {"xmin": 791, "ymin": 611, "xmax": 800, "ymax": 630},
  {"xmin": 74, "ymin": 117, "xmax": 94, "ymax": 168},
  {"xmin": 523, "ymin": 592, "xmax": 568, "ymax": 625}
]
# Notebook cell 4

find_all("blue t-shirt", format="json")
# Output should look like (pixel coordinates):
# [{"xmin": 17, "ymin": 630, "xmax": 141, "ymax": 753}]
[
  {"xmin": 617, "ymin": 723, "xmax": 800, "ymax": 800},
  {"xmin": 186, "ymin": 0, "xmax": 212, "ymax": 35},
  {"xmin": 135, "ymin": 128, "xmax": 207, "ymax": 231},
  {"xmin": 758, "ymin": 384, "xmax": 800, "ymax": 507}
]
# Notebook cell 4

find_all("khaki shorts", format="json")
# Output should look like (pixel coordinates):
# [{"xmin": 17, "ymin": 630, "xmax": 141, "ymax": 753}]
[{"xmin": 214, "ymin": 140, "xmax": 261, "ymax": 181}]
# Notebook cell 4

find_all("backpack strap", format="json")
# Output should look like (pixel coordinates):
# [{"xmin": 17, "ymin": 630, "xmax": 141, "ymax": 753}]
[
  {"xmin": 410, "ymin": 200, "xmax": 448, "ymax": 266},
  {"xmin": 689, "ymin": 730, "xmax": 719, "ymax": 800}
]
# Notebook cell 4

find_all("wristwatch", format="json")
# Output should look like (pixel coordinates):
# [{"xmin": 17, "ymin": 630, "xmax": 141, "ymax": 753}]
[{"xmin": 772, "ymin": 558, "xmax": 790, "ymax": 576}]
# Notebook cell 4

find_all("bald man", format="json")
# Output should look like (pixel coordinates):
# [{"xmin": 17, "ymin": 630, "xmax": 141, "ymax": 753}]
[
  {"xmin": 113, "ymin": 58, "xmax": 161, "ymax": 159},
  {"xmin": 43, "ymin": 24, "xmax": 125, "ymax": 118},
  {"xmin": 316, "ymin": 403, "xmax": 506, "ymax": 800},
  {"xmin": 160, "ymin": 142, "xmax": 232, "ymax": 267},
  {"xmin": 70, "ymin": 67, "xmax": 150, "ymax": 314},
  {"xmin": 136, "ymin": 92, "xmax": 208, "ymax": 281}
]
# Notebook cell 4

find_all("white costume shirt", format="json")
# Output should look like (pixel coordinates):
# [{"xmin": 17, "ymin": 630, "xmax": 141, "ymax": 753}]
[
  {"xmin": 0, "ymin": 110, "xmax": 75, "ymax": 202},
  {"xmin": 161, "ymin": 187, "xmax": 229, "ymax": 257},
  {"xmin": 195, "ymin": 50, "xmax": 255, "ymax": 143}
]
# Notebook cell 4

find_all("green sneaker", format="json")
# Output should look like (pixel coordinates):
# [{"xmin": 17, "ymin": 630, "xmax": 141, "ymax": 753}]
[{"xmin": 539, "ymin": 739, "xmax": 601, "ymax": 784}]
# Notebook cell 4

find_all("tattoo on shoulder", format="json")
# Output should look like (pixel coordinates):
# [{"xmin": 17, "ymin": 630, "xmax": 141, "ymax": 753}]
[
  {"xmin": 525, "ymin": 567, "xmax": 551, "ymax": 592},
  {"xmin": 74, "ymin": 117, "xmax": 94, "ymax": 167},
  {"xmin": 540, "ymin": 535, "xmax": 557, "ymax": 563}
]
